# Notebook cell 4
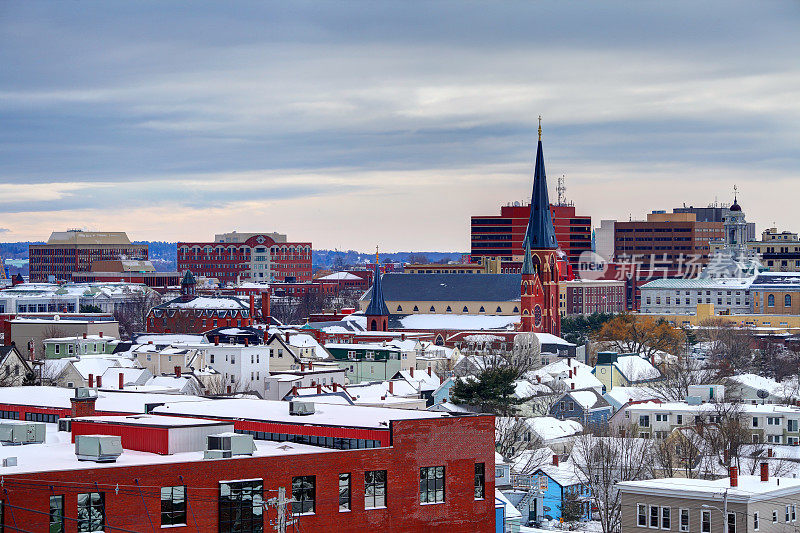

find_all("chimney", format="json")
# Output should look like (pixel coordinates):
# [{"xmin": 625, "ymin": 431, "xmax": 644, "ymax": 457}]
[
  {"xmin": 227, "ymin": 385, "xmax": 232, "ymax": 394},
  {"xmin": 284, "ymin": 332, "xmax": 289, "ymax": 343},
  {"xmin": 88, "ymin": 374, "xmax": 94, "ymax": 388},
  {"xmin": 536, "ymin": 375, "xmax": 541, "ymax": 383},
  {"xmin": 650, "ymin": 353, "xmax": 655, "ymax": 366},
  {"xmin": 761, "ymin": 462, "xmax": 769, "ymax": 482},
  {"xmin": 308, "ymin": 361, "xmax": 313, "ymax": 371},
  {"xmin": 410, "ymin": 367, "xmax": 414, "ymax": 378},
  {"xmin": 244, "ymin": 337, "xmax": 249, "ymax": 347},
  {"xmin": 99, "ymin": 331, "xmax": 103, "ymax": 338},
  {"xmin": 119, "ymin": 372, "xmax": 124, "ymax": 390},
  {"xmin": 552, "ymin": 454, "xmax": 559, "ymax": 467},
  {"xmin": 301, "ymin": 362, "xmax": 305, "ymax": 371},
  {"xmin": 729, "ymin": 466, "xmax": 738, "ymax": 488},
  {"xmin": 567, "ymin": 357, "xmax": 571, "ymax": 367},
  {"xmin": 389, "ymin": 381, "xmax": 394, "ymax": 394},
  {"xmin": 148, "ymin": 340, "xmax": 153, "ymax": 345},
  {"xmin": 214, "ymin": 336, "xmax": 219, "ymax": 346},
  {"xmin": 249, "ymin": 294, "xmax": 256, "ymax": 320},
  {"xmin": 83, "ymin": 332, "xmax": 87, "ymax": 339},
  {"xmin": 96, "ymin": 375, "xmax": 102, "ymax": 388},
  {"xmin": 333, "ymin": 383, "xmax": 338, "ymax": 392},
  {"xmin": 768, "ymin": 448, "xmax": 773, "ymax": 458},
  {"xmin": 571, "ymin": 383, "xmax": 575, "ymax": 390},
  {"xmin": 263, "ymin": 330, "xmax": 268, "ymax": 343},
  {"xmin": 401, "ymin": 333, "xmax": 406, "ymax": 341},
  {"xmin": 70, "ymin": 393, "xmax": 96, "ymax": 418},
  {"xmin": 175, "ymin": 365, "xmax": 181, "ymax": 378},
  {"xmin": 568, "ymin": 369, "xmax": 573, "ymax": 378},
  {"xmin": 261, "ymin": 293, "xmax": 270, "ymax": 322},
  {"xmin": 427, "ymin": 367, "xmax": 432, "ymax": 377}
]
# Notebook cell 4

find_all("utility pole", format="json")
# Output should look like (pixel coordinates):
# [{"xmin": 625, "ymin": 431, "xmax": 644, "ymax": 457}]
[{"xmin": 267, "ymin": 486, "xmax": 296, "ymax": 533}]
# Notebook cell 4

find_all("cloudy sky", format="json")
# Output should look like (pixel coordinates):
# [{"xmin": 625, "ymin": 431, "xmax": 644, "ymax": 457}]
[{"xmin": 1, "ymin": 1, "xmax": 799, "ymax": 250}]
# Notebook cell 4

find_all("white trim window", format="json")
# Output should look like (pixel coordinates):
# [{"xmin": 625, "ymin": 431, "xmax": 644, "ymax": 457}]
[
  {"xmin": 680, "ymin": 508, "xmax": 689, "ymax": 532},
  {"xmin": 650, "ymin": 505, "xmax": 660, "ymax": 528},
  {"xmin": 661, "ymin": 507, "xmax": 671, "ymax": 530},
  {"xmin": 754, "ymin": 511, "xmax": 759, "ymax": 531},
  {"xmin": 701, "ymin": 510, "xmax": 711, "ymax": 533},
  {"xmin": 638, "ymin": 504, "xmax": 647, "ymax": 527},
  {"xmin": 773, "ymin": 510, "xmax": 778, "ymax": 523},
  {"xmin": 727, "ymin": 512, "xmax": 736, "ymax": 533}
]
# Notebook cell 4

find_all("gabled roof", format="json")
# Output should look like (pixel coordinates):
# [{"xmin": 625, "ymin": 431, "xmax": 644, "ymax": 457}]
[{"xmin": 361, "ymin": 273, "xmax": 521, "ymax": 303}]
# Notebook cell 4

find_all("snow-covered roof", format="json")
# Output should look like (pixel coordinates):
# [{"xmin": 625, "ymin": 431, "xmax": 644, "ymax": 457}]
[
  {"xmin": 603, "ymin": 386, "xmax": 660, "ymax": 406},
  {"xmin": 618, "ymin": 475, "xmax": 800, "ymax": 503},
  {"xmin": 396, "ymin": 314, "xmax": 519, "ymax": 331},
  {"xmin": 513, "ymin": 380, "xmax": 552, "ymax": 398},
  {"xmin": 726, "ymin": 373, "xmax": 784, "ymax": 395},
  {"xmin": 134, "ymin": 334, "xmax": 208, "ymax": 346},
  {"xmin": 534, "ymin": 333, "xmax": 576, "ymax": 347},
  {"xmin": 287, "ymin": 334, "xmax": 330, "ymax": 359},
  {"xmin": 72, "ymin": 358, "xmax": 119, "ymax": 380},
  {"xmin": 495, "ymin": 489, "xmax": 522, "ymax": 520},
  {"xmin": 164, "ymin": 296, "xmax": 247, "ymax": 309},
  {"xmin": 613, "ymin": 355, "xmax": 662, "ymax": 382},
  {"xmin": 0, "ymin": 386, "xmax": 206, "ymax": 413},
  {"xmin": 569, "ymin": 390, "xmax": 603, "ymax": 409},
  {"xmin": 318, "ymin": 272, "xmax": 363, "ymax": 281},
  {"xmin": 536, "ymin": 461, "xmax": 582, "ymax": 487},
  {"xmin": 153, "ymin": 397, "xmax": 450, "ymax": 430},
  {"xmin": 526, "ymin": 416, "xmax": 583, "ymax": 442}
]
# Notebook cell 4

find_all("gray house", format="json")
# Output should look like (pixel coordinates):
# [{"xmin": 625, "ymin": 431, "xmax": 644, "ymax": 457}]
[{"xmin": 549, "ymin": 389, "xmax": 612, "ymax": 430}]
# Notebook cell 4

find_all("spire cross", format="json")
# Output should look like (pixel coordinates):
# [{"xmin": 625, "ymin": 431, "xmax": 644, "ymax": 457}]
[
  {"xmin": 538, "ymin": 115, "xmax": 542, "ymax": 141},
  {"xmin": 733, "ymin": 184, "xmax": 738, "ymax": 201},
  {"xmin": 375, "ymin": 245, "xmax": 379, "ymax": 265}
]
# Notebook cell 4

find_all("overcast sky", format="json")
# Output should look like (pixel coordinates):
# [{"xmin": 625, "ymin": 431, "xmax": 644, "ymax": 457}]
[{"xmin": 1, "ymin": 1, "xmax": 799, "ymax": 250}]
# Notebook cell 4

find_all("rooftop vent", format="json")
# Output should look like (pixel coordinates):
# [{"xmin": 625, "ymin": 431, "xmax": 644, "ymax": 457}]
[
  {"xmin": 289, "ymin": 401, "xmax": 315, "ymax": 416},
  {"xmin": 204, "ymin": 433, "xmax": 255, "ymax": 459},
  {"xmin": 74, "ymin": 387, "xmax": 95, "ymax": 399},
  {"xmin": 58, "ymin": 418, "xmax": 72, "ymax": 433},
  {"xmin": 75, "ymin": 435, "xmax": 123, "ymax": 463},
  {"xmin": 0, "ymin": 421, "xmax": 46, "ymax": 446},
  {"xmin": 2, "ymin": 457, "xmax": 17, "ymax": 467}
]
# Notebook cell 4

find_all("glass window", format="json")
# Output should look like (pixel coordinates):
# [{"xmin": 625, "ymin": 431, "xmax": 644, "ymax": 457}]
[
  {"xmin": 680, "ymin": 508, "xmax": 689, "ymax": 532},
  {"xmin": 161, "ymin": 486, "xmax": 186, "ymax": 526},
  {"xmin": 77, "ymin": 492, "xmax": 105, "ymax": 533},
  {"xmin": 420, "ymin": 466, "xmax": 445, "ymax": 504},
  {"xmin": 702, "ymin": 510, "xmax": 711, "ymax": 533},
  {"xmin": 50, "ymin": 495, "xmax": 64, "ymax": 533},
  {"xmin": 754, "ymin": 511, "xmax": 759, "ymax": 531},
  {"xmin": 339, "ymin": 473, "xmax": 351, "ymax": 511},
  {"xmin": 292, "ymin": 476, "xmax": 315, "ymax": 515},
  {"xmin": 365, "ymin": 470, "xmax": 387, "ymax": 509},
  {"xmin": 474, "ymin": 463, "xmax": 485, "ymax": 500},
  {"xmin": 650, "ymin": 506, "xmax": 660, "ymax": 528},
  {"xmin": 728, "ymin": 512, "xmax": 736, "ymax": 533},
  {"xmin": 219, "ymin": 480, "xmax": 264, "ymax": 532},
  {"xmin": 662, "ymin": 507, "xmax": 671, "ymax": 530},
  {"xmin": 639, "ymin": 504, "xmax": 647, "ymax": 527}
]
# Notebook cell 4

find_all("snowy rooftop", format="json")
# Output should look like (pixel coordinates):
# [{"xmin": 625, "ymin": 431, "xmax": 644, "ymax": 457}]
[
  {"xmin": 0, "ymin": 430, "xmax": 329, "ymax": 476},
  {"xmin": 72, "ymin": 414, "xmax": 231, "ymax": 428},
  {"xmin": 318, "ymin": 272, "xmax": 363, "ymax": 281},
  {"xmin": 164, "ymin": 296, "xmax": 247, "ymax": 310},
  {"xmin": 525, "ymin": 416, "xmax": 583, "ymax": 441},
  {"xmin": 618, "ymin": 475, "xmax": 800, "ymax": 502},
  {"xmin": 0, "ymin": 387, "xmax": 206, "ymax": 413},
  {"xmin": 152, "ymin": 397, "xmax": 450, "ymax": 430},
  {"xmin": 613, "ymin": 355, "xmax": 662, "ymax": 382},
  {"xmin": 396, "ymin": 314, "xmax": 518, "ymax": 331}
]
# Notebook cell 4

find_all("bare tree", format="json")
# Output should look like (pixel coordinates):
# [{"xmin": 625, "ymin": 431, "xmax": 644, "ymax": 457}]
[
  {"xmin": 572, "ymin": 428, "xmax": 652, "ymax": 533},
  {"xmin": 115, "ymin": 289, "xmax": 162, "ymax": 339}
]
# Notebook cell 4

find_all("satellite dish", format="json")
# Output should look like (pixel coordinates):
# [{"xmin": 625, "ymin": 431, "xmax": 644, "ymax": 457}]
[
  {"xmin": 757, "ymin": 389, "xmax": 769, "ymax": 399},
  {"xmin": 514, "ymin": 201, "xmax": 520, "ymax": 207}
]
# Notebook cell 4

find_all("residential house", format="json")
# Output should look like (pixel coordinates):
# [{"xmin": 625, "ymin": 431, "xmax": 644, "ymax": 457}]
[
  {"xmin": 0, "ymin": 345, "xmax": 32, "ymax": 386},
  {"xmin": 44, "ymin": 334, "xmax": 116, "ymax": 359},
  {"xmin": 593, "ymin": 352, "xmax": 663, "ymax": 392},
  {"xmin": 550, "ymin": 389, "xmax": 613, "ymax": 430},
  {"xmin": 325, "ymin": 342, "xmax": 403, "ymax": 384},
  {"xmin": 532, "ymin": 458, "xmax": 592, "ymax": 524}
]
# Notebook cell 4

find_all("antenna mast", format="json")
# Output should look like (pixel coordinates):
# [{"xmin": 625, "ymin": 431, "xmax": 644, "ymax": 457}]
[{"xmin": 557, "ymin": 174, "xmax": 566, "ymax": 206}]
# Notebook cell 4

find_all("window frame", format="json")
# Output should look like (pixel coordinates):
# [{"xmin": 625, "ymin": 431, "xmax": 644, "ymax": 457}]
[
  {"xmin": 77, "ymin": 492, "xmax": 105, "ymax": 533},
  {"xmin": 662, "ymin": 507, "xmax": 671, "ymax": 531},
  {"xmin": 218, "ymin": 479, "xmax": 264, "ymax": 533},
  {"xmin": 701, "ymin": 510, "xmax": 711, "ymax": 533},
  {"xmin": 364, "ymin": 470, "xmax": 387, "ymax": 509},
  {"xmin": 638, "ymin": 504, "xmax": 648, "ymax": 527},
  {"xmin": 679, "ymin": 508, "xmax": 689, "ymax": 532},
  {"xmin": 160, "ymin": 485, "xmax": 187, "ymax": 527},
  {"xmin": 474, "ymin": 463, "xmax": 486, "ymax": 500},
  {"xmin": 50, "ymin": 494, "xmax": 65, "ymax": 533},
  {"xmin": 650, "ymin": 505, "xmax": 660, "ymax": 528},
  {"xmin": 338, "ymin": 473, "xmax": 351, "ymax": 512},
  {"xmin": 420, "ymin": 466, "xmax": 445, "ymax": 504},
  {"xmin": 291, "ymin": 475, "xmax": 315, "ymax": 516}
]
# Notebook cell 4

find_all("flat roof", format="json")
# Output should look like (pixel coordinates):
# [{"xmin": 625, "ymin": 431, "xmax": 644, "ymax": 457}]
[
  {"xmin": 152, "ymin": 397, "xmax": 450, "ymax": 430},
  {"xmin": 72, "ymin": 414, "xmax": 232, "ymax": 429},
  {"xmin": 618, "ymin": 475, "xmax": 800, "ymax": 503},
  {"xmin": 0, "ymin": 386, "xmax": 206, "ymax": 413}
]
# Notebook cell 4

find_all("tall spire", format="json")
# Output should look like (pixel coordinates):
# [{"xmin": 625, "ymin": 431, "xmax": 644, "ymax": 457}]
[
  {"xmin": 365, "ymin": 248, "xmax": 390, "ymax": 316},
  {"xmin": 523, "ymin": 119, "xmax": 559, "ymax": 250}
]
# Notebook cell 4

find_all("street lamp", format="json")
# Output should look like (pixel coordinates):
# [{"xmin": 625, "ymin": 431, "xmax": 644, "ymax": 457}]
[{"xmin": 702, "ymin": 491, "xmax": 729, "ymax": 533}]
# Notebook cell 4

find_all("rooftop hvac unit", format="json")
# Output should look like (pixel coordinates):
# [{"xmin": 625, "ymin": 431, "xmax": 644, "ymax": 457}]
[
  {"xmin": 75, "ymin": 435, "xmax": 123, "ymax": 463},
  {"xmin": 2, "ymin": 457, "xmax": 17, "ymax": 467},
  {"xmin": 289, "ymin": 401, "xmax": 315, "ymax": 416},
  {"xmin": 58, "ymin": 418, "xmax": 72, "ymax": 432},
  {"xmin": 0, "ymin": 421, "xmax": 46, "ymax": 446},
  {"xmin": 204, "ymin": 433, "xmax": 255, "ymax": 459},
  {"xmin": 74, "ymin": 387, "xmax": 94, "ymax": 399}
]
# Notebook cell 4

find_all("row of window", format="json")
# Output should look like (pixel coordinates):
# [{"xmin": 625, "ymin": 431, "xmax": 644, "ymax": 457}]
[
  {"xmin": 637, "ymin": 503, "xmax": 797, "ymax": 532},
  {"xmin": 235, "ymin": 429, "xmax": 383, "ymax": 450}
]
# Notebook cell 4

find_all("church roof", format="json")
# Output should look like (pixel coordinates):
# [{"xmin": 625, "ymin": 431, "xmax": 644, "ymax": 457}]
[
  {"xmin": 360, "ymin": 274, "xmax": 521, "ymax": 303},
  {"xmin": 521, "ymin": 240, "xmax": 535, "ymax": 276},
  {"xmin": 364, "ymin": 262, "xmax": 390, "ymax": 316},
  {"xmin": 523, "ymin": 138, "xmax": 558, "ymax": 250},
  {"xmin": 181, "ymin": 270, "xmax": 196, "ymax": 285}
]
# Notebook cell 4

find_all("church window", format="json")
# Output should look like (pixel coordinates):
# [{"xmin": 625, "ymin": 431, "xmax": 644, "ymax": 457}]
[
  {"xmin": 513, "ymin": 306, "xmax": 519, "ymax": 313},
  {"xmin": 463, "ymin": 306, "xmax": 469, "ymax": 313}
]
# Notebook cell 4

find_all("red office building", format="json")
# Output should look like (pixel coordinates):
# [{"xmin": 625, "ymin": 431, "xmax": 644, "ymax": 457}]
[{"xmin": 178, "ymin": 232, "xmax": 312, "ymax": 286}]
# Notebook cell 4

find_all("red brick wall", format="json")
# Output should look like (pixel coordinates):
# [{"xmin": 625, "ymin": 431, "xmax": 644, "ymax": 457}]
[{"xmin": 2, "ymin": 416, "xmax": 495, "ymax": 532}]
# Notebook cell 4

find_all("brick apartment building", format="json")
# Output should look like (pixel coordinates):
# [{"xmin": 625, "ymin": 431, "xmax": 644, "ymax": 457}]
[
  {"xmin": 470, "ymin": 204, "xmax": 591, "ymax": 269},
  {"xmin": 0, "ymin": 387, "xmax": 495, "ymax": 532},
  {"xmin": 177, "ymin": 231, "xmax": 312, "ymax": 286},
  {"xmin": 30, "ymin": 230, "xmax": 148, "ymax": 283}
]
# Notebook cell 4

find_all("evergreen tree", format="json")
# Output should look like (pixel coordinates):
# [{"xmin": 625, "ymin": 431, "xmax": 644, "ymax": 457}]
[{"xmin": 450, "ymin": 367, "xmax": 526, "ymax": 416}]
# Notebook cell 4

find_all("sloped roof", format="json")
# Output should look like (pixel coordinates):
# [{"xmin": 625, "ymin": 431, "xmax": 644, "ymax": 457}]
[
  {"xmin": 614, "ymin": 355, "xmax": 662, "ymax": 382},
  {"xmin": 361, "ymin": 273, "xmax": 521, "ymax": 303},
  {"xmin": 522, "ymin": 138, "xmax": 558, "ymax": 250}
]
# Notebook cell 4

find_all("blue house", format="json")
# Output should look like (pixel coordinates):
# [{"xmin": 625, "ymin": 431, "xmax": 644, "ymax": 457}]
[
  {"xmin": 549, "ymin": 389, "xmax": 612, "ymax": 431},
  {"xmin": 532, "ymin": 461, "xmax": 592, "ymax": 523}
]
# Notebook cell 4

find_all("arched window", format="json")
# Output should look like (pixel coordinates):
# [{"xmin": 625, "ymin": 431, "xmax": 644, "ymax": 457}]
[
  {"xmin": 446, "ymin": 306, "xmax": 452, "ymax": 313},
  {"xmin": 430, "ymin": 306, "xmax": 435, "ymax": 312},
  {"xmin": 479, "ymin": 306, "xmax": 485, "ymax": 313},
  {"xmin": 413, "ymin": 305, "xmax": 419, "ymax": 312},
  {"xmin": 396, "ymin": 305, "xmax": 403, "ymax": 312},
  {"xmin": 496, "ymin": 306, "xmax": 502, "ymax": 313},
  {"xmin": 462, "ymin": 306, "xmax": 469, "ymax": 313},
  {"xmin": 513, "ymin": 306, "xmax": 519, "ymax": 313},
  {"xmin": 768, "ymin": 294, "xmax": 775, "ymax": 307},
  {"xmin": 786, "ymin": 294, "xmax": 792, "ymax": 307},
  {"xmin": 370, "ymin": 319, "xmax": 378, "ymax": 331}
]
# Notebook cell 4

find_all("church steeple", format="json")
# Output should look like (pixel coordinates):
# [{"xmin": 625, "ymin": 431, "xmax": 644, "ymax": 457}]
[
  {"xmin": 523, "ymin": 116, "xmax": 558, "ymax": 251},
  {"xmin": 365, "ymin": 247, "xmax": 390, "ymax": 331},
  {"xmin": 521, "ymin": 239, "xmax": 535, "ymax": 276},
  {"xmin": 180, "ymin": 270, "xmax": 197, "ymax": 302}
]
